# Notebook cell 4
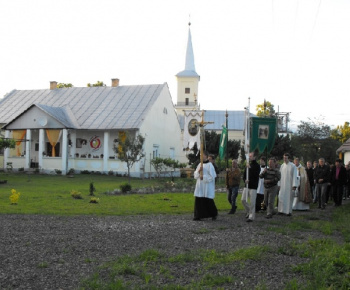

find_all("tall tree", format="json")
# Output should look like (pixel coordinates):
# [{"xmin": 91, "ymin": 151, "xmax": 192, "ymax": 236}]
[
  {"xmin": 270, "ymin": 134, "xmax": 293, "ymax": 161},
  {"xmin": 256, "ymin": 100, "xmax": 276, "ymax": 117},
  {"xmin": 114, "ymin": 133, "xmax": 145, "ymax": 181},
  {"xmin": 330, "ymin": 122, "xmax": 350, "ymax": 143},
  {"xmin": 292, "ymin": 118, "xmax": 339, "ymax": 164}
]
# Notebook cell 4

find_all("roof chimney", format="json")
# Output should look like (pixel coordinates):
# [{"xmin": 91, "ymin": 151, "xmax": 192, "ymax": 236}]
[
  {"xmin": 50, "ymin": 81, "xmax": 58, "ymax": 90},
  {"xmin": 111, "ymin": 78, "xmax": 119, "ymax": 87}
]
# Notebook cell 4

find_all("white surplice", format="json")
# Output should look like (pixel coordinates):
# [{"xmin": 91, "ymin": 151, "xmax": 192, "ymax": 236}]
[
  {"xmin": 278, "ymin": 162, "xmax": 298, "ymax": 214},
  {"xmin": 194, "ymin": 162, "xmax": 216, "ymax": 199}
]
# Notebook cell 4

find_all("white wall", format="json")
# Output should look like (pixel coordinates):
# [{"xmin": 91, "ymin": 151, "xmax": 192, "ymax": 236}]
[{"xmin": 140, "ymin": 85, "xmax": 185, "ymax": 173}]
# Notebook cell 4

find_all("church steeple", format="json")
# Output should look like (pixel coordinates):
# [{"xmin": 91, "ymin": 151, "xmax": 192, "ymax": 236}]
[
  {"xmin": 175, "ymin": 22, "xmax": 200, "ymax": 115},
  {"xmin": 176, "ymin": 22, "xmax": 199, "ymax": 78}
]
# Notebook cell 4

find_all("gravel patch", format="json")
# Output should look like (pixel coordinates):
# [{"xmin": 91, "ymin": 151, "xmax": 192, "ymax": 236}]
[{"xmin": 0, "ymin": 201, "xmax": 345, "ymax": 289}]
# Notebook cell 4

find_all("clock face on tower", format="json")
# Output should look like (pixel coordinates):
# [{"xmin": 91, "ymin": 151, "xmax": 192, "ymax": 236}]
[{"xmin": 188, "ymin": 119, "xmax": 199, "ymax": 136}]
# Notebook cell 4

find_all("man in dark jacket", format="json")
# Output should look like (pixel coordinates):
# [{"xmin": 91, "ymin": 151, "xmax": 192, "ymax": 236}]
[
  {"xmin": 314, "ymin": 158, "xmax": 331, "ymax": 209},
  {"xmin": 305, "ymin": 161, "xmax": 315, "ymax": 201},
  {"xmin": 241, "ymin": 152, "xmax": 260, "ymax": 222},
  {"xmin": 331, "ymin": 159, "xmax": 347, "ymax": 206}
]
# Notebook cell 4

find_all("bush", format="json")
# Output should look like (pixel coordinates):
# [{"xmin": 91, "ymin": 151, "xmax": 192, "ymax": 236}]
[
  {"xmin": 68, "ymin": 168, "xmax": 75, "ymax": 175},
  {"xmin": 89, "ymin": 197, "xmax": 99, "ymax": 203},
  {"xmin": 89, "ymin": 182, "xmax": 96, "ymax": 196},
  {"xmin": 81, "ymin": 170, "xmax": 90, "ymax": 174},
  {"xmin": 55, "ymin": 169, "xmax": 62, "ymax": 175},
  {"xmin": 9, "ymin": 189, "xmax": 20, "ymax": 204},
  {"xmin": 120, "ymin": 183, "xmax": 132, "ymax": 193},
  {"xmin": 71, "ymin": 190, "xmax": 83, "ymax": 199},
  {"xmin": 18, "ymin": 167, "xmax": 24, "ymax": 172},
  {"xmin": 180, "ymin": 172, "xmax": 187, "ymax": 178},
  {"xmin": 108, "ymin": 170, "xmax": 114, "ymax": 176}
]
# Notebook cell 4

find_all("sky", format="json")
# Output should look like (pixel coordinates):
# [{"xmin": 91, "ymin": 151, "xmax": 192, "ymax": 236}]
[{"xmin": 1, "ymin": 0, "xmax": 350, "ymax": 131}]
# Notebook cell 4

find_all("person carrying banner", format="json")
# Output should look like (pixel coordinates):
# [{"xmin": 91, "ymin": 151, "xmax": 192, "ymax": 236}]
[
  {"xmin": 256, "ymin": 156, "xmax": 266, "ymax": 212},
  {"xmin": 226, "ymin": 159, "xmax": 241, "ymax": 214},
  {"xmin": 259, "ymin": 157, "xmax": 281, "ymax": 218},
  {"xmin": 241, "ymin": 152, "xmax": 260, "ymax": 222},
  {"xmin": 278, "ymin": 153, "xmax": 298, "ymax": 216},
  {"xmin": 193, "ymin": 151, "xmax": 218, "ymax": 221}
]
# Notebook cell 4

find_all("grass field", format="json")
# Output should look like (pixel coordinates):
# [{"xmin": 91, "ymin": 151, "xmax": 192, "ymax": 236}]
[{"xmin": 0, "ymin": 172, "xmax": 232, "ymax": 215}]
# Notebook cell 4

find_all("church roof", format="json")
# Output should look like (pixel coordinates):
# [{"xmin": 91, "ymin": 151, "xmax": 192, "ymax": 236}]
[
  {"xmin": 0, "ymin": 84, "xmax": 167, "ymax": 130},
  {"xmin": 177, "ymin": 110, "xmax": 255, "ymax": 131},
  {"xmin": 176, "ymin": 24, "xmax": 199, "ymax": 78},
  {"xmin": 205, "ymin": 110, "xmax": 252, "ymax": 131}
]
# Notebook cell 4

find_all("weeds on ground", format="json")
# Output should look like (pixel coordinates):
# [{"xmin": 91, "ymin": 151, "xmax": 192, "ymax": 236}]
[
  {"xmin": 9, "ymin": 189, "xmax": 20, "ymax": 204},
  {"xmin": 80, "ymin": 247, "xmax": 269, "ymax": 289}
]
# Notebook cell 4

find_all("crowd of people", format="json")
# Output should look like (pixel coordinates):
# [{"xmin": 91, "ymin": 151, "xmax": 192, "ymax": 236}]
[{"xmin": 192, "ymin": 151, "xmax": 350, "ymax": 222}]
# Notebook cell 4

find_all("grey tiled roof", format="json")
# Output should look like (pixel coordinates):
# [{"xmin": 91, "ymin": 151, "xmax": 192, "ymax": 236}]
[
  {"xmin": 0, "ymin": 84, "xmax": 166, "ymax": 129},
  {"xmin": 35, "ymin": 104, "xmax": 80, "ymax": 128}
]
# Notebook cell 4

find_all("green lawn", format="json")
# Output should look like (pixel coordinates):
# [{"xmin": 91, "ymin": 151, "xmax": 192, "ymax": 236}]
[{"xmin": 0, "ymin": 172, "xmax": 232, "ymax": 215}]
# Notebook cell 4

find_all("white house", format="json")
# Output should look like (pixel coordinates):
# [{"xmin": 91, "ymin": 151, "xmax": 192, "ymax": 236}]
[
  {"xmin": 336, "ymin": 138, "xmax": 350, "ymax": 165},
  {"xmin": 0, "ymin": 80, "xmax": 183, "ymax": 176}
]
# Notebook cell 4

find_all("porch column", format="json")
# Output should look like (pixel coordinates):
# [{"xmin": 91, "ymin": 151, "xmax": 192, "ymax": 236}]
[
  {"xmin": 38, "ymin": 129, "xmax": 45, "ymax": 170},
  {"xmin": 4, "ymin": 130, "xmax": 10, "ymax": 168},
  {"xmin": 61, "ymin": 129, "xmax": 68, "ymax": 175},
  {"xmin": 69, "ymin": 131, "xmax": 76, "ymax": 158},
  {"xmin": 103, "ymin": 131, "xmax": 109, "ymax": 173},
  {"xmin": 25, "ymin": 129, "xmax": 31, "ymax": 169}
]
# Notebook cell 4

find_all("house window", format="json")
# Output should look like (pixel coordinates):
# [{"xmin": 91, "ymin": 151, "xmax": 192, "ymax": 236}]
[
  {"xmin": 185, "ymin": 98, "xmax": 189, "ymax": 105},
  {"xmin": 153, "ymin": 144, "xmax": 159, "ymax": 159},
  {"xmin": 170, "ymin": 148, "xmax": 175, "ymax": 159},
  {"xmin": 185, "ymin": 88, "xmax": 190, "ymax": 94},
  {"xmin": 46, "ymin": 142, "xmax": 60, "ymax": 157}
]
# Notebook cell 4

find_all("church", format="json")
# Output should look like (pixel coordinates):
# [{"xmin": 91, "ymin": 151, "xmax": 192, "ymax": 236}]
[
  {"xmin": 0, "ymin": 23, "xmax": 247, "ymax": 175},
  {"xmin": 175, "ymin": 23, "xmax": 248, "ymax": 146}
]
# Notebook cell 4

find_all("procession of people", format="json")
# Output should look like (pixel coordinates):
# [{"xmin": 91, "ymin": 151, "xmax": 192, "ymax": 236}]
[{"xmin": 193, "ymin": 151, "xmax": 350, "ymax": 222}]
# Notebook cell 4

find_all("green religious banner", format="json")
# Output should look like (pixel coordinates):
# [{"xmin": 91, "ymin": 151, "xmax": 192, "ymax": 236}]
[
  {"xmin": 250, "ymin": 117, "xmax": 277, "ymax": 153},
  {"xmin": 219, "ymin": 125, "xmax": 227, "ymax": 160}
]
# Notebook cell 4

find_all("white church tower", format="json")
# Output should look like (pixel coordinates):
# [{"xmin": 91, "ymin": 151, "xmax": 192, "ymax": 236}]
[{"xmin": 175, "ymin": 22, "xmax": 200, "ymax": 116}]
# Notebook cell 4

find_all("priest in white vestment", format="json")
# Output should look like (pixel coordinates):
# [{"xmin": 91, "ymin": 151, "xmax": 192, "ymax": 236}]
[
  {"xmin": 278, "ymin": 153, "xmax": 298, "ymax": 215},
  {"xmin": 292, "ymin": 158, "xmax": 311, "ymax": 210},
  {"xmin": 193, "ymin": 151, "xmax": 218, "ymax": 220}
]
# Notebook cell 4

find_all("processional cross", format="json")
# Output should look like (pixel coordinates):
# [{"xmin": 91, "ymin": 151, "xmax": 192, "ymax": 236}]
[{"xmin": 197, "ymin": 110, "xmax": 214, "ymax": 179}]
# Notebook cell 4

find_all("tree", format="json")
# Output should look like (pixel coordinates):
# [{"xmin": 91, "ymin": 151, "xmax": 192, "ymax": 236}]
[
  {"xmin": 150, "ymin": 157, "xmax": 167, "ymax": 178},
  {"xmin": 270, "ymin": 134, "xmax": 294, "ymax": 161},
  {"xmin": 186, "ymin": 130, "xmax": 241, "ymax": 169},
  {"xmin": 163, "ymin": 158, "xmax": 187, "ymax": 180},
  {"xmin": 87, "ymin": 81, "xmax": 106, "ymax": 87},
  {"xmin": 0, "ymin": 138, "xmax": 15, "ymax": 152},
  {"xmin": 151, "ymin": 157, "xmax": 186, "ymax": 179},
  {"xmin": 57, "ymin": 83, "xmax": 73, "ymax": 88},
  {"xmin": 256, "ymin": 100, "xmax": 276, "ymax": 117},
  {"xmin": 291, "ymin": 118, "xmax": 339, "ymax": 164},
  {"xmin": 114, "ymin": 133, "xmax": 145, "ymax": 180},
  {"xmin": 330, "ymin": 122, "xmax": 350, "ymax": 144}
]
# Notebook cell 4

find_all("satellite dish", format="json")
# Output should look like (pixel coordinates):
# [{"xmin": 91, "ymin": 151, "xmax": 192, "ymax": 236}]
[{"xmin": 38, "ymin": 117, "xmax": 47, "ymax": 126}]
